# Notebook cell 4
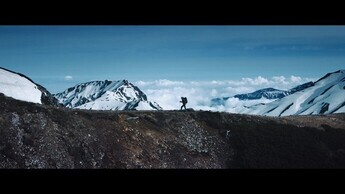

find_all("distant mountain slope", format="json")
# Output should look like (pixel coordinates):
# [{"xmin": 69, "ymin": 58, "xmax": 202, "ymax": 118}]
[
  {"xmin": 241, "ymin": 70, "xmax": 345, "ymax": 116},
  {"xmin": 0, "ymin": 67, "xmax": 59, "ymax": 106},
  {"xmin": 234, "ymin": 88, "xmax": 289, "ymax": 100},
  {"xmin": 54, "ymin": 80, "xmax": 162, "ymax": 110},
  {"xmin": 212, "ymin": 81, "xmax": 315, "ymax": 104}
]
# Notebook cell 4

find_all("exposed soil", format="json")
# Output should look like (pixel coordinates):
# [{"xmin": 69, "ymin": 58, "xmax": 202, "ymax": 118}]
[{"xmin": 1, "ymin": 93, "xmax": 345, "ymax": 168}]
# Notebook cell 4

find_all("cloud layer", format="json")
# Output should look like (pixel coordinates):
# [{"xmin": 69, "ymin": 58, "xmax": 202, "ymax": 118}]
[
  {"xmin": 135, "ymin": 75, "xmax": 316, "ymax": 111},
  {"xmin": 64, "ymin": 75, "xmax": 73, "ymax": 81}
]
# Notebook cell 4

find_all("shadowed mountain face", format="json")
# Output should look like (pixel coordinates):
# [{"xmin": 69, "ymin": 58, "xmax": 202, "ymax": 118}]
[{"xmin": 1, "ymin": 93, "xmax": 345, "ymax": 169}]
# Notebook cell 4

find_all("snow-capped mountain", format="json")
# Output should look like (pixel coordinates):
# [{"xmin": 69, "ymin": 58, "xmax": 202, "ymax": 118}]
[
  {"xmin": 211, "ymin": 81, "xmax": 314, "ymax": 107},
  {"xmin": 0, "ymin": 67, "xmax": 59, "ymax": 106},
  {"xmin": 210, "ymin": 88, "xmax": 284, "ymax": 107},
  {"xmin": 241, "ymin": 70, "xmax": 345, "ymax": 116},
  {"xmin": 54, "ymin": 80, "xmax": 162, "ymax": 111},
  {"xmin": 234, "ymin": 88, "xmax": 289, "ymax": 100}
]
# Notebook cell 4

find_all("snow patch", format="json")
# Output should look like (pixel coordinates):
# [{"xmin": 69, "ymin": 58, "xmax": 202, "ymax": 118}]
[{"xmin": 0, "ymin": 68, "xmax": 42, "ymax": 104}]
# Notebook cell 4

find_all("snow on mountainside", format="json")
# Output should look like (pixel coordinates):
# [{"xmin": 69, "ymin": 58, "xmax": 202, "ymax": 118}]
[
  {"xmin": 211, "ymin": 82, "xmax": 314, "ymax": 106},
  {"xmin": 210, "ymin": 88, "xmax": 285, "ymax": 107},
  {"xmin": 234, "ymin": 88, "xmax": 289, "ymax": 100},
  {"xmin": 0, "ymin": 67, "xmax": 59, "ymax": 105},
  {"xmin": 54, "ymin": 80, "xmax": 162, "ymax": 111},
  {"xmin": 241, "ymin": 70, "xmax": 345, "ymax": 116}
]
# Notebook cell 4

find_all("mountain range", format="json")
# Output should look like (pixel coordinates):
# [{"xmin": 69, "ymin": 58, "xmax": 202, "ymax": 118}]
[
  {"xmin": 0, "ymin": 67, "xmax": 161, "ymax": 111},
  {"xmin": 1, "ymin": 66, "xmax": 344, "ymax": 116},
  {"xmin": 211, "ymin": 81, "xmax": 315, "ymax": 106},
  {"xmin": 239, "ymin": 70, "xmax": 345, "ymax": 116}
]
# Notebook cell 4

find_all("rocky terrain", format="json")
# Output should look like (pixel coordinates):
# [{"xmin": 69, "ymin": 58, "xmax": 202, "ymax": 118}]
[{"xmin": 1, "ymin": 93, "xmax": 345, "ymax": 168}]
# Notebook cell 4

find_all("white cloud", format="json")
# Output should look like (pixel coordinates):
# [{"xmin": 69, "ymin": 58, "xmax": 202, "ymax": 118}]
[
  {"xmin": 239, "ymin": 76, "xmax": 270, "ymax": 86},
  {"xmin": 290, "ymin": 75, "xmax": 302, "ymax": 83},
  {"xmin": 272, "ymin": 76, "xmax": 288, "ymax": 85},
  {"xmin": 135, "ymin": 80, "xmax": 153, "ymax": 86},
  {"xmin": 224, "ymin": 86, "xmax": 254, "ymax": 95},
  {"xmin": 64, "ymin": 75, "xmax": 73, "ymax": 81},
  {"xmin": 145, "ymin": 87, "xmax": 205, "ymax": 110},
  {"xmin": 242, "ymin": 76, "xmax": 269, "ymax": 85},
  {"xmin": 210, "ymin": 89, "xmax": 218, "ymax": 97},
  {"xmin": 256, "ymin": 76, "xmax": 270, "ymax": 85},
  {"xmin": 137, "ymin": 76, "xmax": 314, "ymax": 111},
  {"xmin": 210, "ymin": 80, "xmax": 227, "ymax": 85},
  {"xmin": 135, "ymin": 79, "xmax": 184, "ymax": 87},
  {"xmin": 156, "ymin": 79, "xmax": 185, "ymax": 86}
]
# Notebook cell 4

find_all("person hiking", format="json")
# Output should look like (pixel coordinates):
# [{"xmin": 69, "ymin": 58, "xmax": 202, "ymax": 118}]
[{"xmin": 180, "ymin": 97, "xmax": 187, "ymax": 110}]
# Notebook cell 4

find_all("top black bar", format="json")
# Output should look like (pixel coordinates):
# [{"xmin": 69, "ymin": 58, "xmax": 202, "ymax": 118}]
[{"xmin": 1, "ymin": 5, "xmax": 344, "ymax": 25}]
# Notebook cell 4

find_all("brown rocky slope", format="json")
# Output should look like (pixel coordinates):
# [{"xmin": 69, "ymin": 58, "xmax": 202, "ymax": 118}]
[{"xmin": 1, "ymin": 93, "xmax": 345, "ymax": 168}]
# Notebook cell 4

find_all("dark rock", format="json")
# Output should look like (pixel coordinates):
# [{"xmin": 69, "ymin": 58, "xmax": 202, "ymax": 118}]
[{"xmin": 1, "ymin": 94, "xmax": 345, "ymax": 168}]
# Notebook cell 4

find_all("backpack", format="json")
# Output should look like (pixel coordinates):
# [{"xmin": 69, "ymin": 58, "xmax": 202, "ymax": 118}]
[{"xmin": 182, "ymin": 97, "xmax": 187, "ymax": 103}]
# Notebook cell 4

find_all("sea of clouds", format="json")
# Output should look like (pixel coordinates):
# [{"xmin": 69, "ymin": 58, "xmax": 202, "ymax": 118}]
[{"xmin": 136, "ymin": 75, "xmax": 315, "ymax": 112}]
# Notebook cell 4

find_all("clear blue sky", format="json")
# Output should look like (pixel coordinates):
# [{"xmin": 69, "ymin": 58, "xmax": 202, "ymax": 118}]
[{"xmin": 1, "ymin": 26, "xmax": 345, "ymax": 93}]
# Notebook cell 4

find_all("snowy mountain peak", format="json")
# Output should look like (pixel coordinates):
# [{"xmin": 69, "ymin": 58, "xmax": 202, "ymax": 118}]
[
  {"xmin": 54, "ymin": 80, "xmax": 162, "ymax": 111},
  {"xmin": 0, "ymin": 67, "xmax": 59, "ymax": 106},
  {"xmin": 241, "ymin": 69, "xmax": 345, "ymax": 116}
]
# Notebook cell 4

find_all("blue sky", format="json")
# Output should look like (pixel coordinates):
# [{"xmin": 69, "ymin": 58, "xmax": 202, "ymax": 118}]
[{"xmin": 0, "ymin": 26, "xmax": 345, "ymax": 94}]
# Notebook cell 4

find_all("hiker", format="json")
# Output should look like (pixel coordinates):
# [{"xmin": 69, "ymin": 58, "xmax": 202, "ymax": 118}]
[{"xmin": 180, "ymin": 97, "xmax": 187, "ymax": 110}]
